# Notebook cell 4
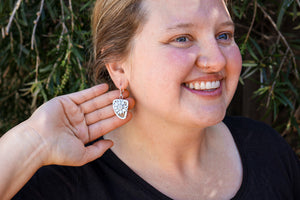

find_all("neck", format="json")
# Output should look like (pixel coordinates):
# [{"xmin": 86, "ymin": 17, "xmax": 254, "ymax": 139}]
[{"xmin": 105, "ymin": 109, "xmax": 220, "ymax": 172}]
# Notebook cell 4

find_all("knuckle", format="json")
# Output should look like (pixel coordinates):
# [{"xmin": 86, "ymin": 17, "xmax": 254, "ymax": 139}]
[
  {"xmin": 79, "ymin": 104, "xmax": 85, "ymax": 114},
  {"xmin": 89, "ymin": 123, "xmax": 103, "ymax": 135},
  {"xmin": 96, "ymin": 110, "xmax": 103, "ymax": 119}
]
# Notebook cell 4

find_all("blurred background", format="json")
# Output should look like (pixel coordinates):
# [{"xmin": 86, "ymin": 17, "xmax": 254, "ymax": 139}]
[{"xmin": 0, "ymin": 0, "xmax": 299, "ymax": 155}]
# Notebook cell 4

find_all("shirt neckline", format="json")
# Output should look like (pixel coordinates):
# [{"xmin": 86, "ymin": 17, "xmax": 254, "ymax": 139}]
[{"xmin": 103, "ymin": 116, "xmax": 248, "ymax": 200}]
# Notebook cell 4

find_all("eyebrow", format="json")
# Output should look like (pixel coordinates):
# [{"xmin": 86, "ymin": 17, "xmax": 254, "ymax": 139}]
[
  {"xmin": 166, "ymin": 23, "xmax": 195, "ymax": 30},
  {"xmin": 166, "ymin": 20, "xmax": 235, "ymax": 31},
  {"xmin": 219, "ymin": 21, "xmax": 235, "ymax": 28}
]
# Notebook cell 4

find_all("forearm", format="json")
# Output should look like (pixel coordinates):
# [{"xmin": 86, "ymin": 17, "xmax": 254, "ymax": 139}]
[{"xmin": 0, "ymin": 121, "xmax": 47, "ymax": 200}]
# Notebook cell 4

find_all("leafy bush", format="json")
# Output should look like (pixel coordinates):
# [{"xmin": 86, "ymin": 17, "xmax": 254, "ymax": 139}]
[
  {"xmin": 229, "ymin": 0, "xmax": 300, "ymax": 153},
  {"xmin": 0, "ymin": 0, "xmax": 299, "ymax": 153},
  {"xmin": 0, "ymin": 0, "xmax": 92, "ymax": 131}
]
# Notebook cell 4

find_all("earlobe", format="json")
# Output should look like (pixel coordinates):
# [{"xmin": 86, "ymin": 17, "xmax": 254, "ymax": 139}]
[{"xmin": 106, "ymin": 62, "xmax": 128, "ymax": 89}]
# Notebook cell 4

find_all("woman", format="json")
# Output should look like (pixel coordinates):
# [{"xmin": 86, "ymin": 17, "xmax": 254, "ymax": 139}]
[{"xmin": 1, "ymin": 0, "xmax": 299, "ymax": 199}]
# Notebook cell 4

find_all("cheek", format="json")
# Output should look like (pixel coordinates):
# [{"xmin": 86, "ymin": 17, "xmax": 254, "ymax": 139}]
[
  {"xmin": 165, "ymin": 48, "xmax": 193, "ymax": 65},
  {"xmin": 226, "ymin": 45, "xmax": 242, "ymax": 80},
  {"xmin": 224, "ymin": 45, "xmax": 242, "ymax": 102},
  {"xmin": 160, "ymin": 47, "xmax": 196, "ymax": 79}
]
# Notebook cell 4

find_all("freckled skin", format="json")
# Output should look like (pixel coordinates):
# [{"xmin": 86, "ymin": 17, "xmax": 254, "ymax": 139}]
[{"xmin": 125, "ymin": 0, "xmax": 242, "ymax": 128}]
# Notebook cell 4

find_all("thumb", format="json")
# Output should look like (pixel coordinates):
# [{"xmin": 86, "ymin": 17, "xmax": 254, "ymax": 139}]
[{"xmin": 81, "ymin": 139, "xmax": 113, "ymax": 165}]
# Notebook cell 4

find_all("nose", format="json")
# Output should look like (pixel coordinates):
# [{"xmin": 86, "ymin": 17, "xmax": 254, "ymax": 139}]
[{"xmin": 195, "ymin": 39, "xmax": 226, "ymax": 72}]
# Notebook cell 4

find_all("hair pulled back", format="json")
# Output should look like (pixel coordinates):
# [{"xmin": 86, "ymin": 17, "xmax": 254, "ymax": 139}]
[{"xmin": 90, "ymin": 0, "xmax": 146, "ymax": 88}]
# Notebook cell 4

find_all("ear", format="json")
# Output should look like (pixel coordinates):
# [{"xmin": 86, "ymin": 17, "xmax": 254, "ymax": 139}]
[{"xmin": 106, "ymin": 61, "xmax": 129, "ymax": 90}]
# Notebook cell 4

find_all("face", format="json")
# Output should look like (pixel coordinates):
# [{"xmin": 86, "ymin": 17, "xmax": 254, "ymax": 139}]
[{"xmin": 124, "ymin": 0, "xmax": 242, "ymax": 128}]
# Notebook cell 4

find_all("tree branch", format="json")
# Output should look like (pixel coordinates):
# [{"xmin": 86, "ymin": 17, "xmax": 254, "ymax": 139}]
[
  {"xmin": 296, "ymin": 0, "xmax": 300, "ymax": 9},
  {"xmin": 69, "ymin": 0, "xmax": 74, "ymax": 33},
  {"xmin": 257, "ymin": 3, "xmax": 298, "ymax": 79},
  {"xmin": 4, "ymin": 0, "xmax": 22, "ymax": 37},
  {"xmin": 266, "ymin": 48, "xmax": 289, "ymax": 107},
  {"xmin": 241, "ymin": 0, "xmax": 257, "ymax": 53},
  {"xmin": 31, "ymin": 0, "xmax": 45, "ymax": 50}
]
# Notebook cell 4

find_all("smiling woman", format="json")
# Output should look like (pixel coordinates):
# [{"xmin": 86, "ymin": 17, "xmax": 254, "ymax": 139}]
[{"xmin": 0, "ymin": 0, "xmax": 299, "ymax": 200}]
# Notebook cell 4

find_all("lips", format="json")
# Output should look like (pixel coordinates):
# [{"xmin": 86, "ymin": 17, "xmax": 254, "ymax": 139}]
[{"xmin": 184, "ymin": 80, "xmax": 221, "ymax": 91}]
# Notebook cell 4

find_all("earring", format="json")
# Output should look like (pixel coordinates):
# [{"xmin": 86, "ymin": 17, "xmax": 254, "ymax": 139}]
[{"xmin": 112, "ymin": 88, "xmax": 129, "ymax": 120}]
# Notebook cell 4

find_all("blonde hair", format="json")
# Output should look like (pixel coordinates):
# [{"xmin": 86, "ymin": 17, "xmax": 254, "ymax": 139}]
[{"xmin": 90, "ymin": 0, "xmax": 146, "ymax": 88}]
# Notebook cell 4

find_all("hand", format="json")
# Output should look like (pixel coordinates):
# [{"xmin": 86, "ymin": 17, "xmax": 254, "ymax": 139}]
[{"xmin": 24, "ymin": 84, "xmax": 134, "ymax": 166}]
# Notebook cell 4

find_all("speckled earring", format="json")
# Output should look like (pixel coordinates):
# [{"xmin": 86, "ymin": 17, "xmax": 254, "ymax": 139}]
[{"xmin": 112, "ymin": 88, "xmax": 128, "ymax": 120}]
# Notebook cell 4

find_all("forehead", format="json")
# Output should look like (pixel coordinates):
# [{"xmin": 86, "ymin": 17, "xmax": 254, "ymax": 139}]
[{"xmin": 142, "ymin": 0, "xmax": 231, "ymax": 29}]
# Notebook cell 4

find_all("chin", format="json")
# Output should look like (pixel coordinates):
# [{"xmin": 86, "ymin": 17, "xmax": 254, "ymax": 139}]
[
  {"xmin": 201, "ymin": 112, "xmax": 225, "ymax": 127},
  {"xmin": 182, "ymin": 109, "xmax": 226, "ymax": 129}
]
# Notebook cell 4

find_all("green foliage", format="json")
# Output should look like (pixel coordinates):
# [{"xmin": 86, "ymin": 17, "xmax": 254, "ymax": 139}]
[
  {"xmin": 230, "ymin": 0, "xmax": 300, "ymax": 151},
  {"xmin": 0, "ymin": 0, "xmax": 92, "ymax": 131},
  {"xmin": 0, "ymin": 0, "xmax": 299, "ymax": 153}
]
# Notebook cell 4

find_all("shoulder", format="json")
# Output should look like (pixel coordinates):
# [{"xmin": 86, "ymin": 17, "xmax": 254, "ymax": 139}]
[
  {"xmin": 13, "ymin": 153, "xmax": 112, "ymax": 199},
  {"xmin": 223, "ymin": 115, "xmax": 276, "ymax": 134},
  {"xmin": 223, "ymin": 115, "xmax": 287, "ymax": 153},
  {"xmin": 13, "ymin": 149, "xmax": 140, "ymax": 199},
  {"xmin": 224, "ymin": 116, "xmax": 300, "ymax": 199},
  {"xmin": 223, "ymin": 115, "xmax": 299, "ymax": 170}
]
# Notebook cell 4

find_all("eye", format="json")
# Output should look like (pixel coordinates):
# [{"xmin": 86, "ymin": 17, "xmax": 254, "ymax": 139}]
[
  {"xmin": 217, "ymin": 33, "xmax": 229, "ymax": 40},
  {"xmin": 175, "ymin": 36, "xmax": 190, "ymax": 43},
  {"xmin": 169, "ymin": 35, "xmax": 193, "ymax": 48},
  {"xmin": 216, "ymin": 32, "xmax": 233, "ymax": 43}
]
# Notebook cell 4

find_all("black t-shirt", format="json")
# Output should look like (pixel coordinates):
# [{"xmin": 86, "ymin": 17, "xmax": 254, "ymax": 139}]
[{"xmin": 13, "ymin": 116, "xmax": 300, "ymax": 199}]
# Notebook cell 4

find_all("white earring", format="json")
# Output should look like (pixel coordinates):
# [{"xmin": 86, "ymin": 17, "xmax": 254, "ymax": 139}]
[{"xmin": 112, "ymin": 88, "xmax": 128, "ymax": 120}]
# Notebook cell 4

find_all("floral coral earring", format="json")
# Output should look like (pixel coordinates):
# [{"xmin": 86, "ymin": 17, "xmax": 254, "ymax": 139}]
[{"xmin": 112, "ymin": 88, "xmax": 128, "ymax": 120}]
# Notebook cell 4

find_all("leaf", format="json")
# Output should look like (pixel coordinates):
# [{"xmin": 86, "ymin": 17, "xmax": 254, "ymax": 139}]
[
  {"xmin": 71, "ymin": 46, "xmax": 84, "ymax": 61},
  {"xmin": 275, "ymin": 91, "xmax": 294, "ymax": 109},
  {"xmin": 293, "ymin": 24, "xmax": 300, "ymax": 30},
  {"xmin": 241, "ymin": 67, "xmax": 259, "ymax": 79},
  {"xmin": 284, "ymin": 79, "xmax": 298, "ymax": 96},
  {"xmin": 277, "ymin": 0, "xmax": 293, "ymax": 29},
  {"xmin": 254, "ymin": 86, "xmax": 269, "ymax": 96},
  {"xmin": 250, "ymin": 37, "xmax": 264, "ymax": 58},
  {"xmin": 34, "ymin": 82, "xmax": 47, "ymax": 102},
  {"xmin": 246, "ymin": 43, "xmax": 259, "ymax": 61},
  {"xmin": 80, "ymin": 1, "xmax": 93, "ymax": 12},
  {"xmin": 39, "ymin": 65, "xmax": 53, "ymax": 73},
  {"xmin": 273, "ymin": 100, "xmax": 278, "ymax": 120},
  {"xmin": 45, "ymin": 0, "xmax": 56, "ymax": 22},
  {"xmin": 239, "ymin": 77, "xmax": 245, "ymax": 85},
  {"xmin": 20, "ymin": 2, "xmax": 28, "ymax": 26},
  {"xmin": 291, "ymin": 116, "xmax": 300, "ymax": 137},
  {"xmin": 242, "ymin": 61, "xmax": 258, "ymax": 67}
]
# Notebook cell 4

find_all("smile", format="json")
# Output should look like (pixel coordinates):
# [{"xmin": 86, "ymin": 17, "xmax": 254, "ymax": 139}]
[{"xmin": 184, "ymin": 80, "xmax": 221, "ymax": 91}]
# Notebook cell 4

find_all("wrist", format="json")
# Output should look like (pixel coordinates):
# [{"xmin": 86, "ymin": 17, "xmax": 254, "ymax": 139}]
[
  {"xmin": 0, "ymin": 121, "xmax": 50, "ymax": 199},
  {"xmin": 5, "ymin": 120, "xmax": 50, "ymax": 167}
]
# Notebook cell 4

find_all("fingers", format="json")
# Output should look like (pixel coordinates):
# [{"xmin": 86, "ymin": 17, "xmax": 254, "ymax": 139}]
[
  {"xmin": 68, "ymin": 84, "xmax": 109, "ymax": 105},
  {"xmin": 88, "ymin": 112, "xmax": 133, "ymax": 142},
  {"xmin": 60, "ymin": 85, "xmax": 135, "ymax": 145},
  {"xmin": 80, "ymin": 139, "xmax": 113, "ymax": 165},
  {"xmin": 84, "ymin": 96, "xmax": 134, "ymax": 143},
  {"xmin": 85, "ymin": 97, "xmax": 135, "ymax": 125},
  {"xmin": 80, "ymin": 90, "xmax": 129, "ymax": 114}
]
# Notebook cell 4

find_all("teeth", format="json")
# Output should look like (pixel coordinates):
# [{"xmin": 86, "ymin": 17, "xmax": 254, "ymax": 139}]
[
  {"xmin": 194, "ymin": 82, "xmax": 200, "ymax": 90},
  {"xmin": 189, "ymin": 83, "xmax": 194, "ymax": 89},
  {"xmin": 206, "ymin": 82, "xmax": 212, "ymax": 89},
  {"xmin": 200, "ymin": 82, "xmax": 205, "ymax": 89},
  {"xmin": 185, "ymin": 80, "xmax": 221, "ymax": 90},
  {"xmin": 212, "ymin": 81, "xmax": 216, "ymax": 88}
]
